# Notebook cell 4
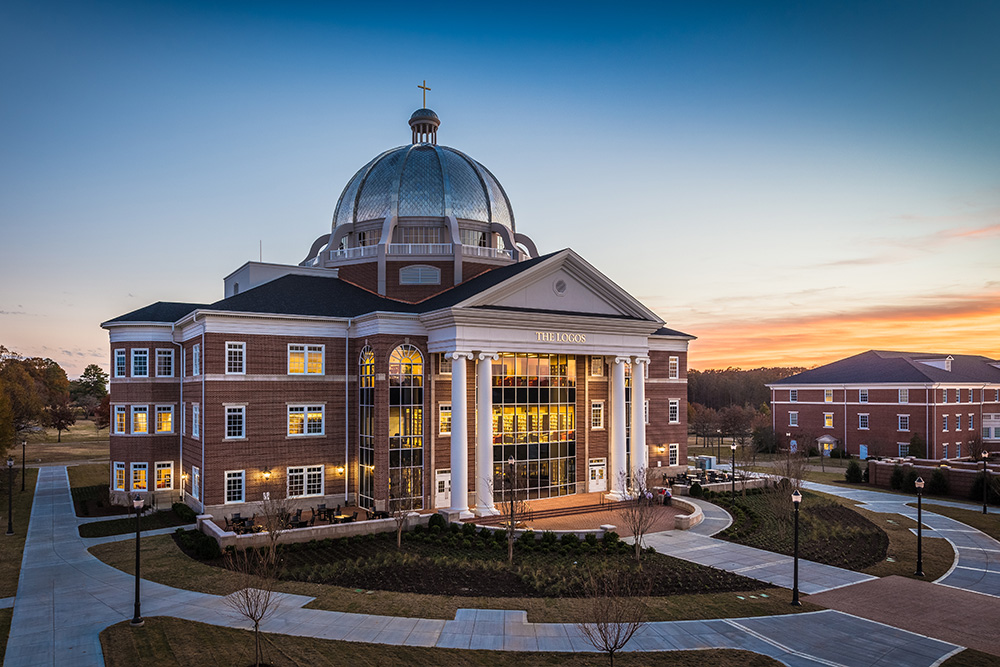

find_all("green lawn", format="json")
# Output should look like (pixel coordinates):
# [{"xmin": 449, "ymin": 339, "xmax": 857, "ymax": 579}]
[
  {"xmin": 0, "ymin": 467, "xmax": 38, "ymax": 598},
  {"xmin": 79, "ymin": 509, "xmax": 193, "ymax": 538},
  {"xmin": 0, "ymin": 608, "xmax": 11, "ymax": 666},
  {"xmin": 914, "ymin": 502, "xmax": 1000, "ymax": 541},
  {"xmin": 100, "ymin": 616, "xmax": 783, "ymax": 667}
]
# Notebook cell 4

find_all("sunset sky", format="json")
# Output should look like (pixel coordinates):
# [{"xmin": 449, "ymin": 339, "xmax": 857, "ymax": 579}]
[{"xmin": 2, "ymin": 1, "xmax": 998, "ymax": 377}]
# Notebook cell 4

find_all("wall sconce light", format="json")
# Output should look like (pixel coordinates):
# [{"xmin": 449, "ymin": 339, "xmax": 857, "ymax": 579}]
[
  {"xmin": 657, "ymin": 445, "xmax": 665, "ymax": 454},
  {"xmin": 262, "ymin": 467, "xmax": 272, "ymax": 480},
  {"xmin": 336, "ymin": 466, "xmax": 345, "ymax": 475}
]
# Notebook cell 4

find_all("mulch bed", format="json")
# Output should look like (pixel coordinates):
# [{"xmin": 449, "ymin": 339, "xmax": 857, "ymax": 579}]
[{"xmin": 713, "ymin": 490, "xmax": 888, "ymax": 570}]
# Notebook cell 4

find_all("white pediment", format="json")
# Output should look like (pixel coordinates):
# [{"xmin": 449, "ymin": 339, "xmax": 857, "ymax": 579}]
[{"xmin": 455, "ymin": 249, "xmax": 662, "ymax": 322}]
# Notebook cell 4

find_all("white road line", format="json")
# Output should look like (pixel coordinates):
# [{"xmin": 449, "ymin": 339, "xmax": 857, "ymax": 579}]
[{"xmin": 723, "ymin": 618, "xmax": 849, "ymax": 667}]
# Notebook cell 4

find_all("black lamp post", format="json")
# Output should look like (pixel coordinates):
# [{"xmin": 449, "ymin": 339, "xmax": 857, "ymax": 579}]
[
  {"xmin": 791, "ymin": 489, "xmax": 802, "ymax": 606},
  {"xmin": 21, "ymin": 441, "xmax": 25, "ymax": 492},
  {"xmin": 716, "ymin": 429, "xmax": 722, "ymax": 461},
  {"xmin": 507, "ymin": 456, "xmax": 515, "ymax": 526},
  {"xmin": 130, "ymin": 493, "xmax": 144, "ymax": 627},
  {"xmin": 5, "ymin": 457, "xmax": 13, "ymax": 536},
  {"xmin": 914, "ymin": 477, "xmax": 924, "ymax": 577},
  {"xmin": 983, "ymin": 451, "xmax": 990, "ymax": 515},
  {"xmin": 730, "ymin": 442, "xmax": 736, "ymax": 500}
]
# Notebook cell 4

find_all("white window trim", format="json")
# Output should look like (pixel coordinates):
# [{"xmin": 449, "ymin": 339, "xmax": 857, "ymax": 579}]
[
  {"xmin": 224, "ymin": 470, "xmax": 245, "ymax": 504},
  {"xmin": 287, "ymin": 404, "xmax": 325, "ymax": 437},
  {"xmin": 859, "ymin": 389, "xmax": 868, "ymax": 403},
  {"xmin": 955, "ymin": 414, "xmax": 961, "ymax": 431},
  {"xmin": 668, "ymin": 399, "xmax": 680, "ymax": 424},
  {"xmin": 824, "ymin": 389, "xmax": 834, "ymax": 403},
  {"xmin": 590, "ymin": 356, "xmax": 604, "ymax": 377},
  {"xmin": 113, "ymin": 405, "xmax": 127, "ymax": 435},
  {"xmin": 591, "ymin": 401, "xmax": 604, "ymax": 429},
  {"xmin": 113, "ymin": 461, "xmax": 126, "ymax": 491},
  {"xmin": 131, "ymin": 348, "xmax": 149, "ymax": 378},
  {"xmin": 225, "ymin": 405, "xmax": 246, "ymax": 440},
  {"xmin": 898, "ymin": 414, "xmax": 910, "ymax": 432},
  {"xmin": 155, "ymin": 461, "xmax": 174, "ymax": 490},
  {"xmin": 287, "ymin": 464, "xmax": 325, "ymax": 498},
  {"xmin": 824, "ymin": 412, "xmax": 834, "ymax": 428},
  {"xmin": 155, "ymin": 348, "xmax": 174, "ymax": 377},
  {"xmin": 287, "ymin": 343, "xmax": 325, "ymax": 375},
  {"xmin": 192, "ymin": 466, "xmax": 201, "ymax": 501},
  {"xmin": 192, "ymin": 403, "xmax": 200, "ymax": 439},
  {"xmin": 439, "ymin": 403, "xmax": 452, "ymax": 435},
  {"xmin": 131, "ymin": 462, "xmax": 148, "ymax": 491},
  {"xmin": 789, "ymin": 389, "xmax": 798, "ymax": 402},
  {"xmin": 226, "ymin": 342, "xmax": 246, "ymax": 375},
  {"xmin": 668, "ymin": 443, "xmax": 679, "ymax": 466},
  {"xmin": 181, "ymin": 348, "xmax": 186, "ymax": 378},
  {"xmin": 131, "ymin": 405, "xmax": 148, "ymax": 434},
  {"xmin": 859, "ymin": 413, "xmax": 869, "ymax": 430},
  {"xmin": 155, "ymin": 405, "xmax": 174, "ymax": 434},
  {"xmin": 668, "ymin": 356, "xmax": 679, "ymax": 380},
  {"xmin": 114, "ymin": 349, "xmax": 126, "ymax": 378},
  {"xmin": 789, "ymin": 411, "xmax": 799, "ymax": 427},
  {"xmin": 943, "ymin": 415, "xmax": 949, "ymax": 432},
  {"xmin": 192, "ymin": 343, "xmax": 201, "ymax": 376},
  {"xmin": 899, "ymin": 388, "xmax": 909, "ymax": 404}
]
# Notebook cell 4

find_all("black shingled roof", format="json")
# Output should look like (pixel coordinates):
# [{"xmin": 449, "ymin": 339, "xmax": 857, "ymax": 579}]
[
  {"xmin": 101, "ymin": 301, "xmax": 205, "ymax": 325},
  {"xmin": 772, "ymin": 350, "xmax": 1000, "ymax": 385}
]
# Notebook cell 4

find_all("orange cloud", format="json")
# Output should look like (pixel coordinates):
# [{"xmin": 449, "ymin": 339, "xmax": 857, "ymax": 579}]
[{"xmin": 687, "ymin": 294, "xmax": 1000, "ymax": 370}]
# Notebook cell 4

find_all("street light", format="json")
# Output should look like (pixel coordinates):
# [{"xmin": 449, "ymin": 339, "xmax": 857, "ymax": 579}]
[
  {"xmin": 130, "ymin": 493, "xmax": 144, "ymax": 627},
  {"xmin": 716, "ymin": 428, "xmax": 722, "ymax": 461},
  {"xmin": 730, "ymin": 442, "xmax": 737, "ymax": 500},
  {"xmin": 914, "ymin": 477, "xmax": 924, "ymax": 577},
  {"xmin": 983, "ymin": 451, "xmax": 990, "ymax": 515},
  {"xmin": 507, "ymin": 456, "xmax": 516, "ymax": 530},
  {"xmin": 5, "ymin": 457, "xmax": 13, "ymax": 536},
  {"xmin": 791, "ymin": 489, "xmax": 802, "ymax": 606},
  {"xmin": 21, "ymin": 441, "xmax": 25, "ymax": 492}
]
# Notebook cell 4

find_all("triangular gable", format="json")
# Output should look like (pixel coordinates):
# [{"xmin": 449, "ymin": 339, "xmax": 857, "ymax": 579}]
[{"xmin": 452, "ymin": 249, "xmax": 662, "ymax": 322}]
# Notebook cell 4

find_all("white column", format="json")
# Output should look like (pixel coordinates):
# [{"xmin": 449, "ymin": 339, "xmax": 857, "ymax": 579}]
[
  {"xmin": 449, "ymin": 352, "xmax": 474, "ymax": 518},
  {"xmin": 608, "ymin": 356, "xmax": 629, "ymax": 500},
  {"xmin": 630, "ymin": 357, "xmax": 648, "ymax": 481},
  {"xmin": 475, "ymin": 352, "xmax": 500, "ymax": 515}
]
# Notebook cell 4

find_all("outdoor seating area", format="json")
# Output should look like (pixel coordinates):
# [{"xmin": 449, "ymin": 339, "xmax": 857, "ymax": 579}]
[{"xmin": 219, "ymin": 505, "xmax": 368, "ymax": 535}]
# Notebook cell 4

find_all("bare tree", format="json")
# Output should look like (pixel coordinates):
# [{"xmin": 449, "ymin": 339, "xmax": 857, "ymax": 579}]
[
  {"xmin": 224, "ymin": 479, "xmax": 291, "ymax": 666},
  {"xmin": 497, "ymin": 458, "xmax": 531, "ymax": 566},
  {"xmin": 389, "ymin": 492, "xmax": 418, "ymax": 550},
  {"xmin": 617, "ymin": 467, "xmax": 658, "ymax": 564},
  {"xmin": 576, "ymin": 568, "xmax": 649, "ymax": 666}
]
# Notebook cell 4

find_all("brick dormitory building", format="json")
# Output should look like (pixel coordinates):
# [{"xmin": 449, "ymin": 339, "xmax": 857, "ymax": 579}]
[
  {"xmin": 769, "ymin": 350, "xmax": 1000, "ymax": 460},
  {"xmin": 102, "ymin": 107, "xmax": 693, "ymax": 518}
]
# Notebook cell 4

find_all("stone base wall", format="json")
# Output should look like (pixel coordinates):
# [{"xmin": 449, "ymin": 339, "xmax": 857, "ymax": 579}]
[{"xmin": 868, "ymin": 458, "xmax": 997, "ymax": 500}]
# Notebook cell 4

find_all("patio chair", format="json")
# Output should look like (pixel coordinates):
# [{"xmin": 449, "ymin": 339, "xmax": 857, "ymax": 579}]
[
  {"xmin": 349, "ymin": 511, "xmax": 358, "ymax": 523},
  {"xmin": 224, "ymin": 517, "xmax": 232, "ymax": 531},
  {"xmin": 232, "ymin": 512, "xmax": 242, "ymax": 523}
]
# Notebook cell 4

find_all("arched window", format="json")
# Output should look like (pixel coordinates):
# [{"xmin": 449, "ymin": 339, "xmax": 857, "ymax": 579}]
[
  {"xmin": 399, "ymin": 264, "xmax": 441, "ymax": 285},
  {"xmin": 388, "ymin": 344, "xmax": 424, "ymax": 509},
  {"xmin": 358, "ymin": 346, "xmax": 375, "ymax": 509},
  {"xmin": 232, "ymin": 283, "xmax": 239, "ymax": 295}
]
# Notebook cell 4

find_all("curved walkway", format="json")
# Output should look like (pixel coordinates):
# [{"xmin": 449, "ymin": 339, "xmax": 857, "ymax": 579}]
[
  {"xmin": 802, "ymin": 482, "xmax": 1000, "ymax": 598},
  {"xmin": 2, "ymin": 467, "xmax": 963, "ymax": 667}
]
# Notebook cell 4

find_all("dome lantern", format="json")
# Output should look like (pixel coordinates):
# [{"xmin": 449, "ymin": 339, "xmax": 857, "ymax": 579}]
[{"xmin": 409, "ymin": 108, "xmax": 440, "ymax": 145}]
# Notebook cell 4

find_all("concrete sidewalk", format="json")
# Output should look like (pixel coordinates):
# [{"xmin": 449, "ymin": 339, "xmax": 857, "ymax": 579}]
[{"xmin": 1, "ymin": 466, "xmax": 965, "ymax": 667}]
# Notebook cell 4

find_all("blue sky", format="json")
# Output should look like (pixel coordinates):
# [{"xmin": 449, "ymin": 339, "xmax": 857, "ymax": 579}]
[{"xmin": 2, "ymin": 0, "xmax": 998, "ymax": 376}]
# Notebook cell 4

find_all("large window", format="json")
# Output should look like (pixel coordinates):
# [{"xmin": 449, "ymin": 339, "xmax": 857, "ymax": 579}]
[
  {"xmin": 491, "ymin": 353, "xmax": 577, "ymax": 500},
  {"xmin": 399, "ymin": 265, "xmax": 441, "ymax": 285},
  {"xmin": 114, "ymin": 349, "xmax": 126, "ymax": 378},
  {"xmin": 132, "ymin": 349, "xmax": 148, "ymax": 377},
  {"xmin": 824, "ymin": 413, "xmax": 834, "ymax": 428},
  {"xmin": 288, "ymin": 465, "xmax": 324, "ymax": 497},
  {"xmin": 859, "ymin": 414, "xmax": 869, "ymax": 430},
  {"xmin": 155, "ymin": 462, "xmax": 173, "ymax": 490},
  {"xmin": 155, "ymin": 406, "xmax": 173, "ymax": 433},
  {"xmin": 590, "ymin": 356, "xmax": 604, "ymax": 377},
  {"xmin": 226, "ymin": 406, "xmax": 245, "ymax": 439},
  {"xmin": 288, "ymin": 344, "xmax": 323, "ymax": 374},
  {"xmin": 131, "ymin": 462, "xmax": 147, "ymax": 491},
  {"xmin": 898, "ymin": 415, "xmax": 910, "ymax": 431},
  {"xmin": 789, "ymin": 411, "xmax": 798, "ymax": 427},
  {"xmin": 668, "ymin": 357, "xmax": 679, "ymax": 379},
  {"xmin": 956, "ymin": 414, "xmax": 962, "ymax": 431},
  {"xmin": 591, "ymin": 401, "xmax": 604, "ymax": 429},
  {"xmin": 192, "ymin": 343, "xmax": 201, "ymax": 375},
  {"xmin": 899, "ymin": 389, "xmax": 909, "ymax": 404},
  {"xmin": 437, "ymin": 353, "xmax": 452, "ymax": 375},
  {"xmin": 859, "ymin": 389, "xmax": 868, "ymax": 403},
  {"xmin": 114, "ymin": 462, "xmax": 126, "ymax": 491},
  {"xmin": 288, "ymin": 405, "xmax": 324, "ymax": 436},
  {"xmin": 789, "ymin": 389, "xmax": 798, "ymax": 402},
  {"xmin": 388, "ymin": 345, "xmax": 424, "ymax": 510},
  {"xmin": 668, "ymin": 399, "xmax": 680, "ymax": 423},
  {"xmin": 439, "ymin": 403, "xmax": 452, "ymax": 435},
  {"xmin": 192, "ymin": 466, "xmax": 200, "ymax": 501},
  {"xmin": 359, "ymin": 347, "xmax": 375, "ymax": 509},
  {"xmin": 192, "ymin": 403, "xmax": 200, "ymax": 438},
  {"xmin": 824, "ymin": 389, "xmax": 834, "ymax": 403},
  {"xmin": 943, "ymin": 415, "xmax": 949, "ymax": 431},
  {"xmin": 114, "ymin": 406, "xmax": 126, "ymax": 434},
  {"xmin": 156, "ymin": 349, "xmax": 173, "ymax": 377},
  {"xmin": 131, "ymin": 406, "xmax": 148, "ymax": 434},
  {"xmin": 668, "ymin": 443, "xmax": 679, "ymax": 466},
  {"xmin": 225, "ymin": 470, "xmax": 245, "ymax": 503},
  {"xmin": 226, "ymin": 342, "xmax": 245, "ymax": 374}
]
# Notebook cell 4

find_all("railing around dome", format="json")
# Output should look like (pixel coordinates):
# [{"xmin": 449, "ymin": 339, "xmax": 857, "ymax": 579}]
[
  {"xmin": 329, "ymin": 245, "xmax": 378, "ymax": 261},
  {"xmin": 386, "ymin": 243, "xmax": 452, "ymax": 256},
  {"xmin": 461, "ymin": 245, "xmax": 515, "ymax": 260}
]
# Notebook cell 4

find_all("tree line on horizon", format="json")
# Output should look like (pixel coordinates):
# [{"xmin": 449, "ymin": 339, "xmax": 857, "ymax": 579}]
[{"xmin": 0, "ymin": 345, "xmax": 109, "ymax": 455}]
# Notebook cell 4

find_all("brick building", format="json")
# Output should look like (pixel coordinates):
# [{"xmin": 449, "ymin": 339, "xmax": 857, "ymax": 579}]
[
  {"xmin": 102, "ymin": 108, "xmax": 693, "ymax": 518},
  {"xmin": 768, "ymin": 350, "xmax": 1000, "ymax": 460}
]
